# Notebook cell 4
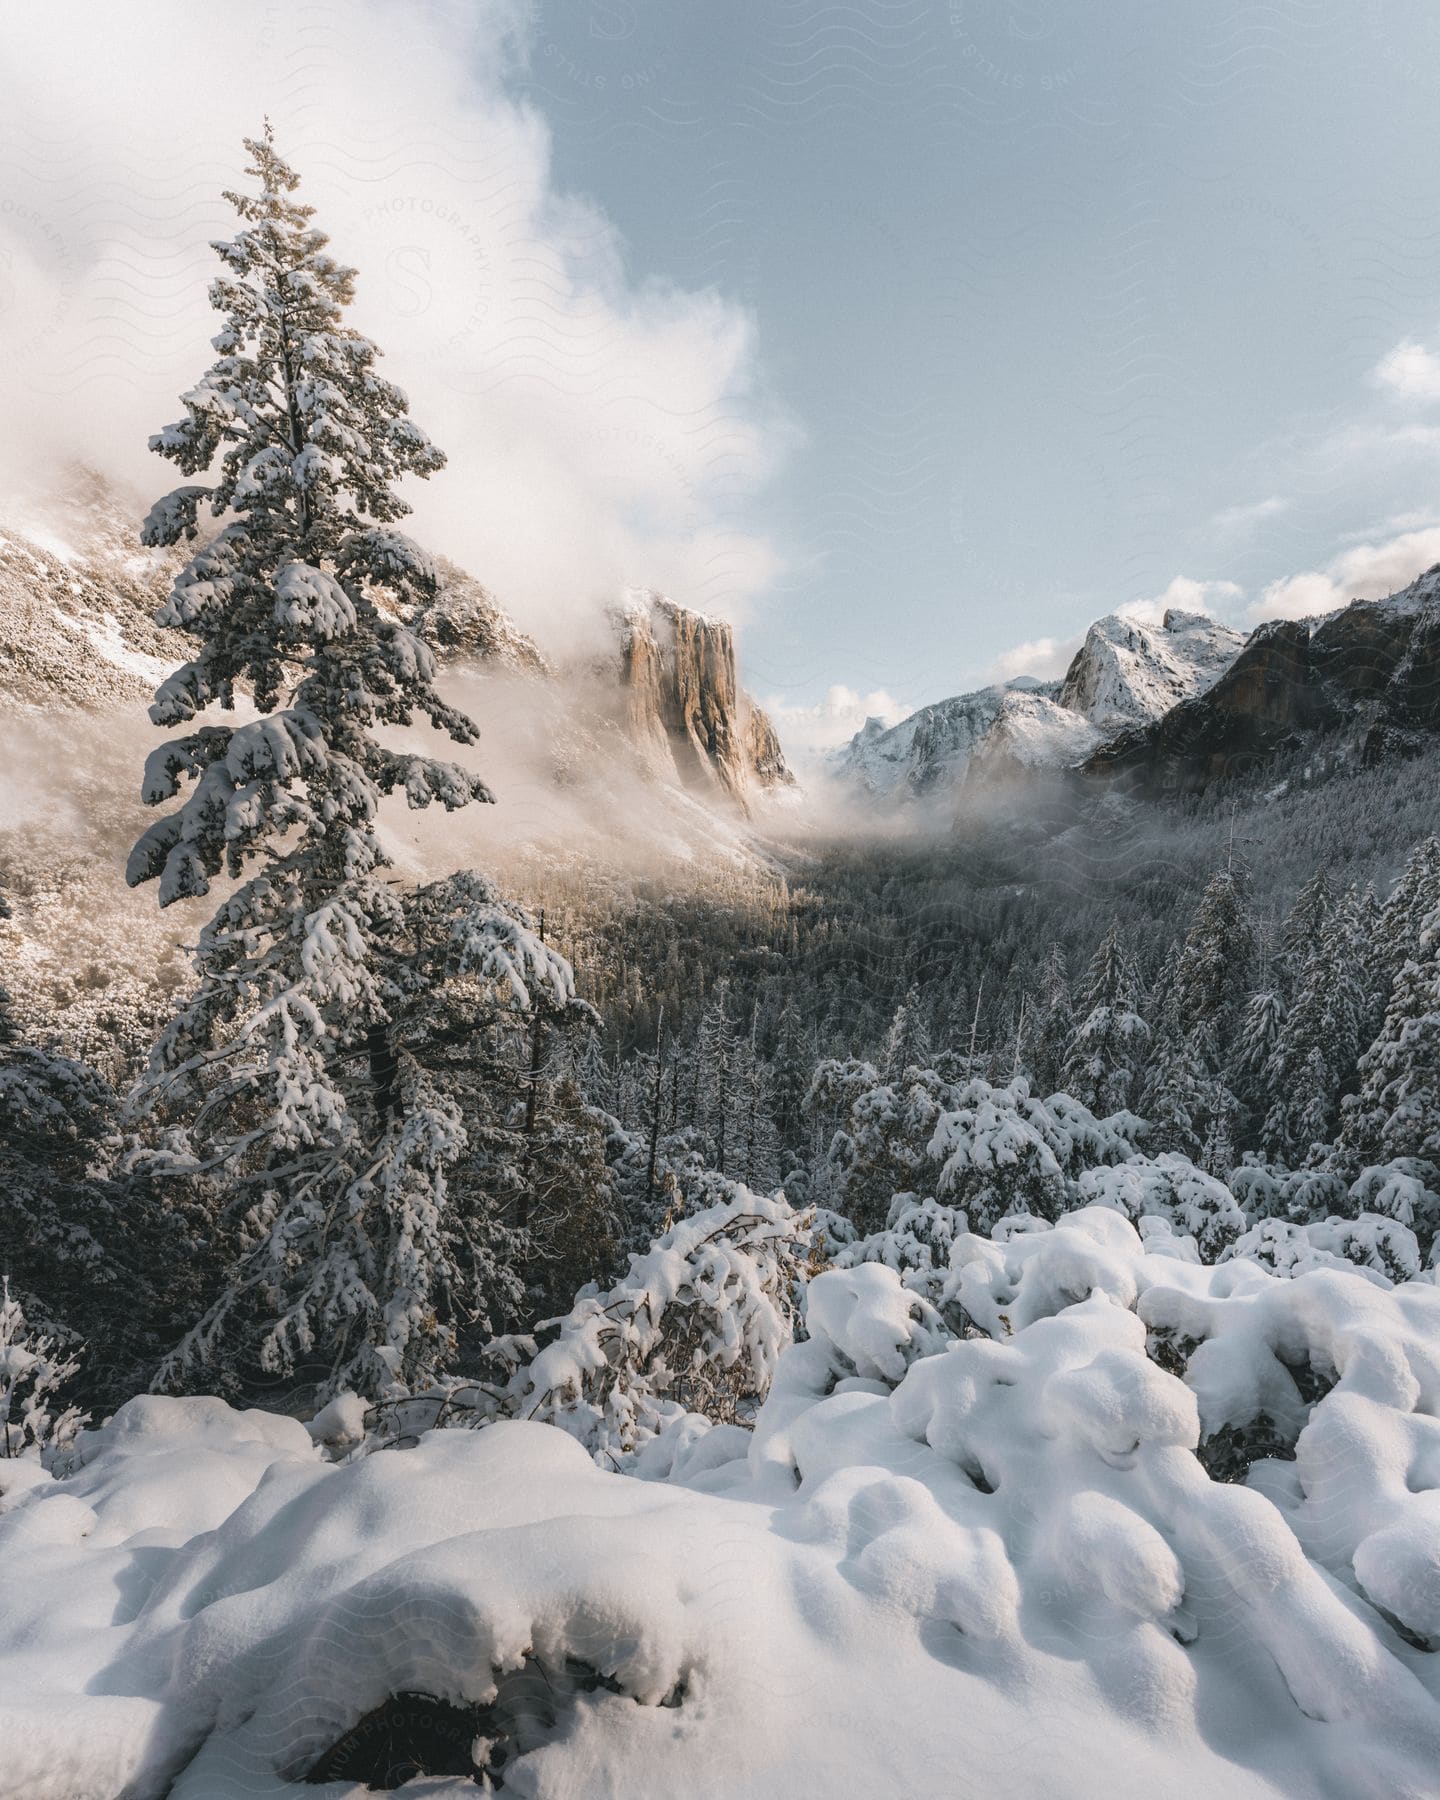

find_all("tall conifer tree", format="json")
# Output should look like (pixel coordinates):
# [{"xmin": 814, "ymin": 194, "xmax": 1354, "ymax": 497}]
[{"xmin": 128, "ymin": 129, "xmax": 567, "ymax": 1399}]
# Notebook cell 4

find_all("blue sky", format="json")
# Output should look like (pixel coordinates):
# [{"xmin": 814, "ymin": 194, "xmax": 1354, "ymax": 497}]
[
  {"xmin": 6, "ymin": 1, "xmax": 1440, "ymax": 752},
  {"xmin": 505, "ymin": 0, "xmax": 1440, "ymax": 739}
]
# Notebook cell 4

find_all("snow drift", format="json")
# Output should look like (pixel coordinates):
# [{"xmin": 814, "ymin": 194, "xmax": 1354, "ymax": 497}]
[{"xmin": 5, "ymin": 1204, "xmax": 1440, "ymax": 1797}]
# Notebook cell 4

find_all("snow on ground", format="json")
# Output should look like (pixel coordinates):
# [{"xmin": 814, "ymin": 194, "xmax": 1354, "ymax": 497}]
[{"xmin": 4, "ymin": 1208, "xmax": 1440, "ymax": 1797}]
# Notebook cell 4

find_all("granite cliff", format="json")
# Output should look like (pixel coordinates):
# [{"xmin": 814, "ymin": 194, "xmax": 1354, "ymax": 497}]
[{"xmin": 613, "ymin": 592, "xmax": 793, "ymax": 809}]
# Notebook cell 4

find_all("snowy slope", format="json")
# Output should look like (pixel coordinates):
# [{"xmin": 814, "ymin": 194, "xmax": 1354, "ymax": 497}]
[
  {"xmin": 0, "ymin": 479, "xmax": 181, "ymax": 710},
  {"xmin": 838, "ymin": 682, "xmax": 1028, "ymax": 796},
  {"xmin": 835, "ymin": 608, "xmax": 1242, "ymax": 801},
  {"xmin": 5, "ymin": 1206, "xmax": 1440, "ymax": 1797},
  {"xmin": 972, "ymin": 686, "xmax": 1101, "ymax": 774}
]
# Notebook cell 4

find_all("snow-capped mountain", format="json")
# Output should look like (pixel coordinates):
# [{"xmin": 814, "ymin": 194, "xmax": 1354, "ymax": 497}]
[
  {"xmin": 839, "ymin": 679, "xmax": 1042, "ymax": 797},
  {"xmin": 837, "ymin": 606, "xmax": 1243, "ymax": 799},
  {"xmin": 1088, "ymin": 565, "xmax": 1440, "ymax": 789}
]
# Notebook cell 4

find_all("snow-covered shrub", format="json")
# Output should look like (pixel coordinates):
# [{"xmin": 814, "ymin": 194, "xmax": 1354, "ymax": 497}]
[
  {"xmin": 806, "ymin": 1261, "xmax": 951, "ymax": 1384},
  {"xmin": 500, "ymin": 1190, "xmax": 810, "ymax": 1461},
  {"xmin": 804, "ymin": 1059, "xmax": 958, "ymax": 1228},
  {"xmin": 1227, "ymin": 1160, "xmax": 1348, "ymax": 1227},
  {"xmin": 832, "ymin": 1190, "xmax": 969, "ymax": 1323},
  {"xmin": 929, "ymin": 1077, "xmax": 1136, "ymax": 1232},
  {"xmin": 1080, "ymin": 1152, "xmax": 1246, "ymax": 1260},
  {"xmin": 10, "ymin": 1215, "xmax": 1440, "ymax": 1793},
  {"xmin": 1347, "ymin": 1160, "xmax": 1440, "ymax": 1255},
  {"xmin": 378, "ymin": 1190, "xmax": 814, "ymax": 1466},
  {"xmin": 1225, "ymin": 1214, "xmax": 1422, "ymax": 1287},
  {"xmin": 0, "ymin": 1282, "xmax": 87, "ymax": 1468}
]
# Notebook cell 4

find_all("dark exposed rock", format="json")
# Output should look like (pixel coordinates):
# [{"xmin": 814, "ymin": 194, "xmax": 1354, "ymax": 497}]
[
  {"xmin": 304, "ymin": 1657, "xmax": 674, "ymax": 1791},
  {"xmin": 415, "ymin": 559, "xmax": 550, "ymax": 677}
]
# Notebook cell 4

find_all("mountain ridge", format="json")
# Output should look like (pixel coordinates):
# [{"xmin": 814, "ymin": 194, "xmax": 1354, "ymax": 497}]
[
  {"xmin": 835, "ymin": 605, "xmax": 1243, "ymax": 800},
  {"xmin": 1085, "ymin": 565, "xmax": 1440, "ymax": 790}
]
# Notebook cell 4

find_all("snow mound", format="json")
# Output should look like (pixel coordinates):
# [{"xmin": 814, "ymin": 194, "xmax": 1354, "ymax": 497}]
[{"xmin": 5, "ymin": 1216, "xmax": 1440, "ymax": 1795}]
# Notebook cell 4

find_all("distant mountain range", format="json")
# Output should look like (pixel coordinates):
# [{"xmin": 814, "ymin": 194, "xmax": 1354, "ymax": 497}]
[
  {"xmin": 8, "ymin": 471, "xmax": 1440, "ymax": 833},
  {"xmin": 833, "ymin": 572, "xmax": 1440, "ymax": 805},
  {"xmin": 1086, "ymin": 567, "xmax": 1440, "ymax": 790}
]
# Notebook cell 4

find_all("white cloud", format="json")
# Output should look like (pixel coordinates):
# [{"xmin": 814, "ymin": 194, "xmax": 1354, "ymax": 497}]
[
  {"xmin": 0, "ymin": 0, "xmax": 787, "ymax": 646},
  {"xmin": 763, "ymin": 683, "xmax": 909, "ymax": 757},
  {"xmin": 1250, "ymin": 526, "xmax": 1440, "ymax": 623},
  {"xmin": 987, "ymin": 635, "xmax": 1075, "ymax": 683},
  {"xmin": 1374, "ymin": 337, "xmax": 1440, "ymax": 404}
]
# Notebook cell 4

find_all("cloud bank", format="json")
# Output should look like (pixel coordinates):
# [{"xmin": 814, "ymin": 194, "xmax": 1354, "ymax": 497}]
[
  {"xmin": 0, "ymin": 0, "xmax": 786, "ymax": 646},
  {"xmin": 761, "ymin": 683, "xmax": 909, "ymax": 761},
  {"xmin": 1251, "ymin": 525, "xmax": 1440, "ymax": 623}
]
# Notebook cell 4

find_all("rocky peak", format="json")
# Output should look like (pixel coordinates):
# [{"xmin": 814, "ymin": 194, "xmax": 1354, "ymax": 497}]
[
  {"xmin": 415, "ymin": 560, "xmax": 549, "ymax": 676},
  {"xmin": 613, "ymin": 590, "xmax": 793, "ymax": 808},
  {"xmin": 1059, "ymin": 607, "xmax": 1243, "ymax": 736}
]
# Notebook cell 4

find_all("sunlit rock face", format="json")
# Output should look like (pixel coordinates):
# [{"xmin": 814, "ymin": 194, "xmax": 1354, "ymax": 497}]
[
  {"xmin": 614, "ymin": 590, "xmax": 793, "ymax": 809},
  {"xmin": 0, "ymin": 476, "xmax": 793, "ymax": 821}
]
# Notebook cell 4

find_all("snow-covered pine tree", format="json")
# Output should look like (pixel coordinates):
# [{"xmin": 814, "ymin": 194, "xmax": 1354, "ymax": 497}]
[
  {"xmin": 1338, "ymin": 895, "xmax": 1440, "ymax": 1174},
  {"xmin": 1276, "ymin": 869, "xmax": 1332, "ymax": 995},
  {"xmin": 1175, "ymin": 864, "xmax": 1256, "ymax": 1056},
  {"xmin": 880, "ymin": 984, "xmax": 931, "ymax": 1082},
  {"xmin": 127, "ymin": 129, "xmax": 549, "ymax": 1401},
  {"xmin": 0, "ymin": 1280, "xmax": 87, "ymax": 1465},
  {"xmin": 1379, "ymin": 836, "xmax": 1440, "ymax": 984},
  {"xmin": 1199, "ymin": 1082, "xmax": 1238, "ymax": 1180},
  {"xmin": 0, "ymin": 941, "xmax": 115, "ymax": 1330},
  {"xmin": 1232, "ymin": 984, "xmax": 1286, "ymax": 1147},
  {"xmin": 0, "ymin": 900, "xmax": 185, "ymax": 1398},
  {"xmin": 697, "ymin": 983, "xmax": 738, "ymax": 1174},
  {"xmin": 1061, "ymin": 923, "xmax": 1148, "ymax": 1115},
  {"xmin": 1027, "ymin": 942, "xmax": 1073, "ymax": 1097},
  {"xmin": 1139, "ymin": 1021, "xmax": 1212, "ymax": 1161},
  {"xmin": 520, "ymin": 1068, "xmax": 623, "ymax": 1319},
  {"xmin": 768, "ymin": 996, "xmax": 810, "ymax": 1156},
  {"xmin": 730, "ymin": 1020, "xmax": 781, "ymax": 1195},
  {"xmin": 1348, "ymin": 881, "xmax": 1388, "ymax": 1052},
  {"xmin": 1258, "ymin": 885, "xmax": 1372, "ymax": 1164},
  {"xmin": 576, "ymin": 1026, "xmax": 616, "ymax": 1116}
]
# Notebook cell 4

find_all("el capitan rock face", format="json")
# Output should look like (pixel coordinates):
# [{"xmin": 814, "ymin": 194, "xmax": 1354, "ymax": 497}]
[
  {"xmin": 614, "ymin": 591, "xmax": 794, "ymax": 807},
  {"xmin": 1085, "ymin": 567, "xmax": 1440, "ymax": 791}
]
